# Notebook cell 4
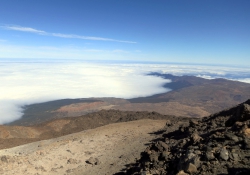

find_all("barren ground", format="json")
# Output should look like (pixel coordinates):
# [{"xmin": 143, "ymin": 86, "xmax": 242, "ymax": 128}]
[{"xmin": 0, "ymin": 119, "xmax": 166, "ymax": 175}]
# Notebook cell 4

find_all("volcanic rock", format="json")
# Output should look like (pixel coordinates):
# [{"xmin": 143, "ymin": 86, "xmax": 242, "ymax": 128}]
[
  {"xmin": 219, "ymin": 147, "xmax": 229, "ymax": 161},
  {"xmin": 205, "ymin": 151, "xmax": 215, "ymax": 160},
  {"xmin": 122, "ymin": 99, "xmax": 250, "ymax": 175},
  {"xmin": 185, "ymin": 163, "xmax": 197, "ymax": 174}
]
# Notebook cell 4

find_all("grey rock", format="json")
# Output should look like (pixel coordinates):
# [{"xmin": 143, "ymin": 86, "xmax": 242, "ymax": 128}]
[
  {"xmin": 244, "ymin": 138, "xmax": 250, "ymax": 149},
  {"xmin": 232, "ymin": 153, "xmax": 240, "ymax": 161},
  {"xmin": 220, "ymin": 147, "xmax": 229, "ymax": 161},
  {"xmin": 194, "ymin": 150, "xmax": 201, "ymax": 155},
  {"xmin": 211, "ymin": 121, "xmax": 217, "ymax": 128},
  {"xmin": 190, "ymin": 156, "xmax": 201, "ymax": 168},
  {"xmin": 225, "ymin": 132, "xmax": 239, "ymax": 142},
  {"xmin": 149, "ymin": 152, "xmax": 159, "ymax": 162},
  {"xmin": 161, "ymin": 151, "xmax": 170, "ymax": 161},
  {"xmin": 191, "ymin": 133, "xmax": 202, "ymax": 144},
  {"xmin": 186, "ymin": 151, "xmax": 196, "ymax": 161},
  {"xmin": 158, "ymin": 141, "xmax": 169, "ymax": 151},
  {"xmin": 206, "ymin": 151, "xmax": 215, "ymax": 160}
]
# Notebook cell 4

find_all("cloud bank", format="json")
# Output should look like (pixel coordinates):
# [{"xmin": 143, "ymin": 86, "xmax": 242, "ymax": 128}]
[
  {"xmin": 142, "ymin": 64, "xmax": 250, "ymax": 83},
  {"xmin": 0, "ymin": 61, "xmax": 170, "ymax": 124},
  {"xmin": 2, "ymin": 25, "xmax": 136, "ymax": 43},
  {"xmin": 0, "ymin": 60, "xmax": 250, "ymax": 124}
]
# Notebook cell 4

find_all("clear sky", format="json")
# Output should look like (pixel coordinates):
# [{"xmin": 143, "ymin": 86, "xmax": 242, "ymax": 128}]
[{"xmin": 0, "ymin": 0, "xmax": 249, "ymax": 65}]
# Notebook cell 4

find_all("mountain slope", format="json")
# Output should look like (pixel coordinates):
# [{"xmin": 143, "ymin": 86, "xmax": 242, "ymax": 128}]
[
  {"xmin": 123, "ymin": 99, "xmax": 250, "ymax": 175},
  {"xmin": 0, "ymin": 110, "xmax": 178, "ymax": 150}
]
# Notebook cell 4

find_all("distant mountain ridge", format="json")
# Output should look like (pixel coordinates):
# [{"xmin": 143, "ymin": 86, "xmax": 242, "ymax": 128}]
[{"xmin": 129, "ymin": 73, "xmax": 250, "ymax": 112}]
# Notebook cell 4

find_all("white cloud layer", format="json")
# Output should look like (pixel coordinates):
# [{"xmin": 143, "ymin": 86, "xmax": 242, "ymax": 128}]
[
  {"xmin": 0, "ymin": 61, "xmax": 170, "ymax": 124},
  {"xmin": 0, "ymin": 60, "xmax": 250, "ymax": 124},
  {"xmin": 236, "ymin": 78, "xmax": 250, "ymax": 84},
  {"xmin": 2, "ymin": 25, "xmax": 136, "ymax": 43}
]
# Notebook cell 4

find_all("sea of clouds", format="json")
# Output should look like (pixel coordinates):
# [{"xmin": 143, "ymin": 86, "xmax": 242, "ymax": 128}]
[{"xmin": 0, "ymin": 59, "xmax": 250, "ymax": 124}]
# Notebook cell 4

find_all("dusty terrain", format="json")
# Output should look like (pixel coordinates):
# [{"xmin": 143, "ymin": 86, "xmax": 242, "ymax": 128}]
[
  {"xmin": 113, "ymin": 101, "xmax": 210, "ymax": 118},
  {"xmin": 0, "ymin": 119, "xmax": 167, "ymax": 175}
]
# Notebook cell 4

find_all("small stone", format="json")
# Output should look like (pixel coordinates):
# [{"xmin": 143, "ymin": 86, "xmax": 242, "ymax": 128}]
[
  {"xmin": 211, "ymin": 121, "xmax": 217, "ymax": 128},
  {"xmin": 185, "ymin": 163, "xmax": 197, "ymax": 174},
  {"xmin": 191, "ymin": 156, "xmax": 201, "ymax": 168},
  {"xmin": 186, "ymin": 151, "xmax": 196, "ymax": 160},
  {"xmin": 190, "ymin": 120, "xmax": 199, "ymax": 127},
  {"xmin": 67, "ymin": 158, "xmax": 78, "ymax": 164},
  {"xmin": 231, "ymin": 153, "xmax": 239, "ymax": 161},
  {"xmin": 161, "ymin": 151, "xmax": 170, "ymax": 161},
  {"xmin": 95, "ymin": 158, "xmax": 100, "ymax": 165},
  {"xmin": 86, "ymin": 157, "xmax": 95, "ymax": 165},
  {"xmin": 165, "ymin": 120, "xmax": 172, "ymax": 126},
  {"xmin": 159, "ymin": 141, "xmax": 169, "ymax": 151},
  {"xmin": 35, "ymin": 166, "xmax": 46, "ymax": 172},
  {"xmin": 194, "ymin": 150, "xmax": 201, "ymax": 155},
  {"xmin": 176, "ymin": 170, "xmax": 189, "ymax": 175},
  {"xmin": 220, "ymin": 147, "xmax": 229, "ymax": 161},
  {"xmin": 243, "ymin": 138, "xmax": 250, "ymax": 149},
  {"xmin": 191, "ymin": 133, "xmax": 202, "ymax": 144},
  {"xmin": 140, "ymin": 171, "xmax": 147, "ymax": 175},
  {"xmin": 206, "ymin": 151, "xmax": 215, "ymax": 160},
  {"xmin": 149, "ymin": 153, "xmax": 158, "ymax": 162},
  {"xmin": 225, "ymin": 133, "xmax": 239, "ymax": 142},
  {"xmin": 211, "ymin": 168, "xmax": 217, "ymax": 174},
  {"xmin": 1, "ymin": 156, "xmax": 8, "ymax": 163}
]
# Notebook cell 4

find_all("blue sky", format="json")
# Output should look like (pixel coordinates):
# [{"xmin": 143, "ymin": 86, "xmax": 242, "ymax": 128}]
[{"xmin": 0, "ymin": 0, "xmax": 249, "ymax": 65}]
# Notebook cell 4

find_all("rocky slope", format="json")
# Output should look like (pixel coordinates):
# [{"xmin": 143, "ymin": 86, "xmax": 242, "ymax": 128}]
[
  {"xmin": 0, "ymin": 110, "xmax": 178, "ymax": 150},
  {"xmin": 121, "ymin": 99, "xmax": 250, "ymax": 175}
]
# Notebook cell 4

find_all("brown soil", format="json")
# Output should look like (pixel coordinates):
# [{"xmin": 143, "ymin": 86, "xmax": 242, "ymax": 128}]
[{"xmin": 0, "ymin": 119, "xmax": 167, "ymax": 175}]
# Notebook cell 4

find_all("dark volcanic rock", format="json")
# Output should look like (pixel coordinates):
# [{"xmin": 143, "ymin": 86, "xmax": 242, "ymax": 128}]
[
  {"xmin": 121, "ymin": 99, "xmax": 250, "ymax": 175},
  {"xmin": 205, "ymin": 151, "xmax": 215, "ymax": 160}
]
